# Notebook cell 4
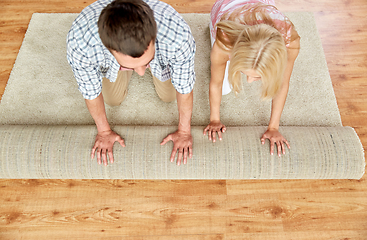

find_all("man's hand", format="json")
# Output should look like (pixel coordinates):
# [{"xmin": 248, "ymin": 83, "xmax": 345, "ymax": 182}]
[
  {"xmin": 91, "ymin": 130, "xmax": 125, "ymax": 166},
  {"xmin": 261, "ymin": 129, "xmax": 290, "ymax": 157},
  {"xmin": 161, "ymin": 130, "xmax": 193, "ymax": 165},
  {"xmin": 203, "ymin": 120, "xmax": 226, "ymax": 142}
]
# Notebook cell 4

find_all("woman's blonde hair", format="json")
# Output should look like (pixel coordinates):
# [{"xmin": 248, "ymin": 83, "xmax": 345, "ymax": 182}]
[{"xmin": 215, "ymin": 3, "xmax": 294, "ymax": 99}]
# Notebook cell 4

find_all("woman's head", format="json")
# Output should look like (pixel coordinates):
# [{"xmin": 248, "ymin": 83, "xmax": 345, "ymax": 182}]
[
  {"xmin": 98, "ymin": 0, "xmax": 157, "ymax": 58},
  {"xmin": 215, "ymin": 3, "xmax": 291, "ymax": 99},
  {"xmin": 227, "ymin": 23, "xmax": 287, "ymax": 99}
]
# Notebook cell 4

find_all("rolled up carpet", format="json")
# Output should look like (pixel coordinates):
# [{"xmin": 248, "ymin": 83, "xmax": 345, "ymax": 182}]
[{"xmin": 0, "ymin": 125, "xmax": 364, "ymax": 179}]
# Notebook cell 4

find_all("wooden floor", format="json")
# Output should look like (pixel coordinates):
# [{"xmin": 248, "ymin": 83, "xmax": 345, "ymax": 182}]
[{"xmin": 1, "ymin": 0, "xmax": 367, "ymax": 239}]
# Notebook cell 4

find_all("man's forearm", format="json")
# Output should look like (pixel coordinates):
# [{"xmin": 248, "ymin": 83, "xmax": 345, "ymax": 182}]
[
  {"xmin": 85, "ymin": 93, "xmax": 111, "ymax": 133},
  {"xmin": 176, "ymin": 90, "xmax": 193, "ymax": 133}
]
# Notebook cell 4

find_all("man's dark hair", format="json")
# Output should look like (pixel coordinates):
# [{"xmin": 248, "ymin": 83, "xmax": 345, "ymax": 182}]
[{"xmin": 98, "ymin": 0, "xmax": 157, "ymax": 58}]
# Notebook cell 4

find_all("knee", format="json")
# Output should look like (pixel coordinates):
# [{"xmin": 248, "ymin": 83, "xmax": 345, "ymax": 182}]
[
  {"xmin": 159, "ymin": 93, "xmax": 176, "ymax": 103},
  {"xmin": 103, "ymin": 91, "xmax": 127, "ymax": 106},
  {"xmin": 154, "ymin": 78, "xmax": 176, "ymax": 103},
  {"xmin": 104, "ymin": 98, "xmax": 123, "ymax": 107}
]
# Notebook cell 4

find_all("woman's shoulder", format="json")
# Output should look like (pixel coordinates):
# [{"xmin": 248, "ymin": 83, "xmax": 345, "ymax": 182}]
[{"xmin": 211, "ymin": 41, "xmax": 230, "ymax": 65}]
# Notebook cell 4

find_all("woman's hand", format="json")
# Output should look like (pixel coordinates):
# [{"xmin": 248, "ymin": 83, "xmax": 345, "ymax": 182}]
[
  {"xmin": 203, "ymin": 121, "xmax": 227, "ymax": 142},
  {"xmin": 261, "ymin": 129, "xmax": 290, "ymax": 156}
]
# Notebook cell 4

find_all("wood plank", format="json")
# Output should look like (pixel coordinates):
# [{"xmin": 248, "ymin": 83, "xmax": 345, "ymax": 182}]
[
  {"xmin": 225, "ymin": 231, "xmax": 367, "ymax": 240},
  {"xmin": 225, "ymin": 193, "xmax": 367, "ymax": 232},
  {"xmin": 0, "ymin": 180, "xmax": 227, "ymax": 238},
  {"xmin": 226, "ymin": 178, "xmax": 367, "ymax": 194}
]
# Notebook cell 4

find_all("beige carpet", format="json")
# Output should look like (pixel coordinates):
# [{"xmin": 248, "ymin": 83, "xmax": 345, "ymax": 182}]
[
  {"xmin": 0, "ymin": 13, "xmax": 364, "ymax": 179},
  {"xmin": 0, "ymin": 13, "xmax": 342, "ymax": 127}
]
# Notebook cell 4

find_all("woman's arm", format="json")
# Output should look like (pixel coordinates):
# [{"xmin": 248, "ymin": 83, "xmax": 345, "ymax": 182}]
[
  {"xmin": 261, "ymin": 36, "xmax": 300, "ymax": 156},
  {"xmin": 203, "ymin": 41, "xmax": 230, "ymax": 142}
]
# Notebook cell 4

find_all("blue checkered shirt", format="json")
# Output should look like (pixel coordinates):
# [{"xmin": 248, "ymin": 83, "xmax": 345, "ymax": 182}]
[{"xmin": 67, "ymin": 0, "xmax": 196, "ymax": 100}]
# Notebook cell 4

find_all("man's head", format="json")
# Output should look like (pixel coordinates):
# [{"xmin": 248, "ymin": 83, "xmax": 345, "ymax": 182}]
[{"xmin": 98, "ymin": 0, "xmax": 157, "ymax": 58}]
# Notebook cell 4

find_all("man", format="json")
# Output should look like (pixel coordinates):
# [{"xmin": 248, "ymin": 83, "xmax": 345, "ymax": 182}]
[{"xmin": 67, "ymin": 0, "xmax": 196, "ymax": 166}]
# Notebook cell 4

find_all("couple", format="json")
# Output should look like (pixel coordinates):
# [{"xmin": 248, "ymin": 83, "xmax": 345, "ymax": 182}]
[{"xmin": 67, "ymin": 0, "xmax": 300, "ymax": 166}]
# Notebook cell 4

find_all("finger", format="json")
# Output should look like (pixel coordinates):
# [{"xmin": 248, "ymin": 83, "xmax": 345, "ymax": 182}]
[
  {"xmin": 176, "ymin": 149, "xmax": 183, "ymax": 166},
  {"xmin": 212, "ymin": 131, "xmax": 217, "ymax": 143},
  {"xmin": 222, "ymin": 125, "xmax": 227, "ymax": 132},
  {"xmin": 189, "ymin": 146, "xmax": 193, "ymax": 159},
  {"xmin": 183, "ymin": 148, "xmax": 188, "ymax": 165},
  {"xmin": 260, "ymin": 136, "xmax": 266, "ymax": 145},
  {"xmin": 276, "ymin": 142, "xmax": 282, "ymax": 157},
  {"xmin": 285, "ymin": 139, "xmax": 290, "ymax": 149},
  {"xmin": 97, "ymin": 149, "xmax": 102, "ymax": 165},
  {"xmin": 208, "ymin": 130, "xmax": 212, "ymax": 141},
  {"xmin": 218, "ymin": 131, "xmax": 223, "ymax": 141},
  {"xmin": 161, "ymin": 135, "xmax": 172, "ymax": 146},
  {"xmin": 91, "ymin": 146, "xmax": 96, "ymax": 159},
  {"xmin": 108, "ymin": 150, "xmax": 114, "ymax": 164},
  {"xmin": 118, "ymin": 138, "xmax": 126, "ymax": 147},
  {"xmin": 170, "ymin": 147, "xmax": 177, "ymax": 163},
  {"xmin": 270, "ymin": 141, "xmax": 274, "ymax": 156},
  {"xmin": 102, "ymin": 150, "xmax": 108, "ymax": 166},
  {"xmin": 281, "ymin": 141, "xmax": 286, "ymax": 155},
  {"xmin": 203, "ymin": 127, "xmax": 209, "ymax": 136}
]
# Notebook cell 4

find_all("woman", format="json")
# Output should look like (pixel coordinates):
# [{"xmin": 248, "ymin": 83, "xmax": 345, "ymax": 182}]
[{"xmin": 203, "ymin": 0, "xmax": 300, "ymax": 156}]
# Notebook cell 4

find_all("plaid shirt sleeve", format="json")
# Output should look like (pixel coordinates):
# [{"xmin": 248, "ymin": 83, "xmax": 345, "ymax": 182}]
[
  {"xmin": 148, "ymin": 0, "xmax": 196, "ymax": 95},
  {"xmin": 169, "ymin": 26, "xmax": 196, "ymax": 95},
  {"xmin": 66, "ymin": 33, "xmax": 104, "ymax": 100},
  {"xmin": 66, "ymin": 0, "xmax": 116, "ymax": 100}
]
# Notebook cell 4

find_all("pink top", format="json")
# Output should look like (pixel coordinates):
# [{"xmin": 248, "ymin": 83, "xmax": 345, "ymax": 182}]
[{"xmin": 210, "ymin": 0, "xmax": 292, "ymax": 47}]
